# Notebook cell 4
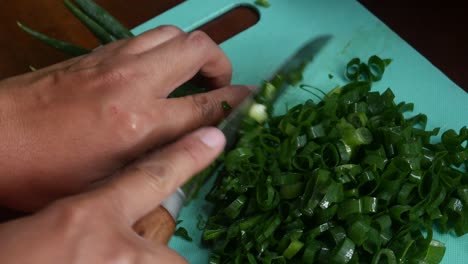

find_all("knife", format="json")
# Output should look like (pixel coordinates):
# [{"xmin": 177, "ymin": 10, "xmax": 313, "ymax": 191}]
[{"xmin": 132, "ymin": 34, "xmax": 332, "ymax": 244}]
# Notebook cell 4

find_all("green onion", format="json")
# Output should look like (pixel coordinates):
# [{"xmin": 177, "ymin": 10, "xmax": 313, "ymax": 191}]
[
  {"xmin": 17, "ymin": 22, "xmax": 90, "ymax": 56},
  {"xmin": 249, "ymin": 103, "xmax": 268, "ymax": 123},
  {"xmin": 63, "ymin": 0, "xmax": 117, "ymax": 44},
  {"xmin": 202, "ymin": 55, "xmax": 467, "ymax": 263},
  {"xmin": 222, "ymin": 101, "xmax": 232, "ymax": 112},
  {"xmin": 173, "ymin": 226, "xmax": 193, "ymax": 242},
  {"xmin": 74, "ymin": 0, "xmax": 133, "ymax": 39},
  {"xmin": 255, "ymin": 0, "xmax": 271, "ymax": 8}
]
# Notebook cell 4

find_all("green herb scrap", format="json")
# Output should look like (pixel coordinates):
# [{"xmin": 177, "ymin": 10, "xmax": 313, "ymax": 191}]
[
  {"xmin": 345, "ymin": 55, "xmax": 391, "ymax": 82},
  {"xmin": 222, "ymin": 101, "xmax": 233, "ymax": 112},
  {"xmin": 174, "ymin": 226, "xmax": 193, "ymax": 242},
  {"xmin": 255, "ymin": 0, "xmax": 270, "ymax": 8},
  {"xmin": 203, "ymin": 56, "xmax": 467, "ymax": 263}
]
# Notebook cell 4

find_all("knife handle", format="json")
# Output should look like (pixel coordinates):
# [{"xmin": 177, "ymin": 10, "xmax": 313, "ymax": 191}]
[
  {"xmin": 132, "ymin": 188, "xmax": 186, "ymax": 244},
  {"xmin": 133, "ymin": 205, "xmax": 175, "ymax": 244}
]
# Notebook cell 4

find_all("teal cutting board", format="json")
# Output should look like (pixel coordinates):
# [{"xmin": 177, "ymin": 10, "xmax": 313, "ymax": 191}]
[{"xmin": 132, "ymin": 0, "xmax": 468, "ymax": 263}]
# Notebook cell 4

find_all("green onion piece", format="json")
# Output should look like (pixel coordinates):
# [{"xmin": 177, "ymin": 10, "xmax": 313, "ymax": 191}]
[
  {"xmin": 308, "ymin": 123, "xmax": 326, "ymax": 139},
  {"xmin": 419, "ymin": 240, "xmax": 446, "ymax": 264},
  {"xmin": 283, "ymin": 240, "xmax": 304, "ymax": 259},
  {"xmin": 222, "ymin": 101, "xmax": 232, "ymax": 111},
  {"xmin": 209, "ymin": 254, "xmax": 221, "ymax": 264},
  {"xmin": 254, "ymin": 0, "xmax": 270, "ymax": 8},
  {"xmin": 202, "ymin": 224, "xmax": 226, "ymax": 241},
  {"xmin": 249, "ymin": 103, "xmax": 268, "ymax": 123},
  {"xmin": 346, "ymin": 58, "xmax": 361, "ymax": 81},
  {"xmin": 347, "ymin": 218, "xmax": 371, "ymax": 246},
  {"xmin": 224, "ymin": 195, "xmax": 247, "ymax": 219},
  {"xmin": 173, "ymin": 226, "xmax": 193, "ymax": 241},
  {"xmin": 247, "ymin": 253, "xmax": 258, "ymax": 264},
  {"xmin": 64, "ymin": 0, "xmax": 117, "ymax": 44},
  {"xmin": 367, "ymin": 55, "xmax": 386, "ymax": 81},
  {"xmin": 330, "ymin": 237, "xmax": 356, "ymax": 263},
  {"xmin": 17, "ymin": 22, "xmax": 90, "ymax": 56},
  {"xmin": 338, "ymin": 197, "xmax": 378, "ymax": 219},
  {"xmin": 302, "ymin": 240, "xmax": 322, "ymax": 263},
  {"xmin": 74, "ymin": 0, "xmax": 134, "ymax": 39},
  {"xmin": 280, "ymin": 182, "xmax": 304, "ymax": 199},
  {"xmin": 371, "ymin": 248, "xmax": 397, "ymax": 264}
]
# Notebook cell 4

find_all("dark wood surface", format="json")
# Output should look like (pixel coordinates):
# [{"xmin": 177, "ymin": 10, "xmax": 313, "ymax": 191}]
[
  {"xmin": 358, "ymin": 1, "xmax": 468, "ymax": 92},
  {"xmin": 0, "ymin": 0, "xmax": 466, "ymax": 220},
  {"xmin": 1, "ymin": 1, "xmax": 466, "ymax": 90}
]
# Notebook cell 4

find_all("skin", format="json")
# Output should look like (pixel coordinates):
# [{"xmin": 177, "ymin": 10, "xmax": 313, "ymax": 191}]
[
  {"xmin": 0, "ymin": 127, "xmax": 226, "ymax": 263},
  {"xmin": 0, "ymin": 25, "xmax": 251, "ymax": 211},
  {"xmin": 0, "ymin": 25, "xmax": 251, "ymax": 263}
]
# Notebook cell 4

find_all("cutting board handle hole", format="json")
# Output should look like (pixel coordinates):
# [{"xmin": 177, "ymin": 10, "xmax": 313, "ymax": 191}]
[{"xmin": 193, "ymin": 5, "xmax": 259, "ymax": 44}]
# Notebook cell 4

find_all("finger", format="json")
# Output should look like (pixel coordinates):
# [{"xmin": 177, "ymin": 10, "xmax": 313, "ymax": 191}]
[
  {"xmin": 128, "ymin": 30, "xmax": 232, "ymax": 97},
  {"xmin": 39, "ymin": 26, "xmax": 185, "ymax": 75},
  {"xmin": 89, "ymin": 127, "xmax": 225, "ymax": 224},
  {"xmin": 149, "ymin": 245, "xmax": 188, "ymax": 264},
  {"xmin": 34, "ymin": 25, "xmax": 184, "ymax": 75},
  {"xmin": 132, "ymin": 237, "xmax": 188, "ymax": 264},
  {"xmin": 30, "ymin": 39, "xmax": 129, "ymax": 75},
  {"xmin": 119, "ymin": 25, "xmax": 185, "ymax": 54},
  {"xmin": 148, "ymin": 85, "xmax": 252, "ymax": 143}
]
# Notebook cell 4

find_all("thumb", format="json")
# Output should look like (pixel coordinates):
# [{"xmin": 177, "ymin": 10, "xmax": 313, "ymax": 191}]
[{"xmin": 88, "ymin": 127, "xmax": 225, "ymax": 224}]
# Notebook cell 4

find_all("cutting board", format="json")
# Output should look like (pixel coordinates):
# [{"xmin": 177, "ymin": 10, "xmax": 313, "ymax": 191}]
[{"xmin": 131, "ymin": 0, "xmax": 468, "ymax": 263}]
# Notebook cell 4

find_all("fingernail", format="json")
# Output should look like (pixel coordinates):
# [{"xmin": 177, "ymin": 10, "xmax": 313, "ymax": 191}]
[{"xmin": 197, "ymin": 127, "xmax": 226, "ymax": 149}]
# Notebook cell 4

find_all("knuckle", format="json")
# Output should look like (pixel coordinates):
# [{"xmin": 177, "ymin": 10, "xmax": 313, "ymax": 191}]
[
  {"xmin": 51, "ymin": 199, "xmax": 95, "ymax": 228},
  {"xmin": 69, "ymin": 54, "xmax": 100, "ymax": 71},
  {"xmin": 102, "ymin": 242, "xmax": 140, "ymax": 264},
  {"xmin": 103, "ymin": 103, "xmax": 146, "ymax": 145},
  {"xmin": 189, "ymin": 94, "xmax": 220, "ymax": 122},
  {"xmin": 97, "ymin": 66, "xmax": 131, "ymax": 86},
  {"xmin": 133, "ymin": 163, "xmax": 177, "ymax": 195},
  {"xmin": 98, "ymin": 83, "xmax": 153, "ymax": 146},
  {"xmin": 48, "ymin": 69, "xmax": 68, "ymax": 88},
  {"xmin": 156, "ymin": 25, "xmax": 184, "ymax": 36},
  {"xmin": 152, "ymin": 246, "xmax": 189, "ymax": 263},
  {"xmin": 186, "ymin": 30, "xmax": 212, "ymax": 47},
  {"xmin": 180, "ymin": 142, "xmax": 203, "ymax": 166}
]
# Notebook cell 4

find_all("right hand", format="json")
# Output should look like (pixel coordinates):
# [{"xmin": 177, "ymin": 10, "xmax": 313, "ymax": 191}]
[
  {"xmin": 0, "ymin": 126, "xmax": 226, "ymax": 263},
  {"xmin": 0, "ymin": 25, "xmax": 251, "ymax": 211}
]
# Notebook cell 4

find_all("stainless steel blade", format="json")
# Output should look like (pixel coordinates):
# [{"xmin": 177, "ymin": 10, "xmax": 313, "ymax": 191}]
[{"xmin": 218, "ymin": 35, "xmax": 332, "ymax": 150}]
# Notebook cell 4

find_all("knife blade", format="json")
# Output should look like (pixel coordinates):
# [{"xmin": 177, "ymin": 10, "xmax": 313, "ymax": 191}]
[
  {"xmin": 218, "ymin": 34, "xmax": 332, "ymax": 150},
  {"xmin": 133, "ymin": 34, "xmax": 332, "ymax": 245}
]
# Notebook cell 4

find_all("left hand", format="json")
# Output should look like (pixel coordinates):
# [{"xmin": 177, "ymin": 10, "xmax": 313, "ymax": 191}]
[{"xmin": 0, "ymin": 26, "xmax": 251, "ymax": 211}]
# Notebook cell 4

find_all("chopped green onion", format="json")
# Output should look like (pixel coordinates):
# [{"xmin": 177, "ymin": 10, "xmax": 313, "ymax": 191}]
[
  {"xmin": 202, "ymin": 55, "xmax": 467, "ymax": 263},
  {"xmin": 248, "ymin": 103, "xmax": 268, "ymax": 123}
]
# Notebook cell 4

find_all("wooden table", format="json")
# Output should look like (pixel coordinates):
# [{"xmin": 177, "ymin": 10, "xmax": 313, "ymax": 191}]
[
  {"xmin": 1, "ymin": 0, "xmax": 466, "ymax": 220},
  {"xmin": 0, "ymin": 0, "xmax": 467, "ymax": 90}
]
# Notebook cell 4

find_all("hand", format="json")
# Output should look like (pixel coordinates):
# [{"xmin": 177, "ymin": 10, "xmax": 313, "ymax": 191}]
[
  {"xmin": 0, "ymin": 126, "xmax": 225, "ymax": 263},
  {"xmin": 0, "ymin": 26, "xmax": 251, "ymax": 211}
]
